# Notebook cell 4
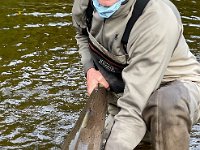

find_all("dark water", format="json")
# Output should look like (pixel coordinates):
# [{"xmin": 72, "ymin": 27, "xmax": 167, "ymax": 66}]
[{"xmin": 0, "ymin": 0, "xmax": 199, "ymax": 149}]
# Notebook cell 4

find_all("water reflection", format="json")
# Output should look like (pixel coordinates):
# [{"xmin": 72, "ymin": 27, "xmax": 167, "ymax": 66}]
[
  {"xmin": 0, "ymin": 0, "xmax": 199, "ymax": 149},
  {"xmin": 172, "ymin": 0, "xmax": 200, "ymax": 57},
  {"xmin": 0, "ymin": 0, "xmax": 85, "ymax": 149}
]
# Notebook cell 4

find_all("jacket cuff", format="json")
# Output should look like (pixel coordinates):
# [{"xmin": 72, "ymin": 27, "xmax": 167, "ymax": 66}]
[{"xmin": 83, "ymin": 61, "xmax": 95, "ymax": 74}]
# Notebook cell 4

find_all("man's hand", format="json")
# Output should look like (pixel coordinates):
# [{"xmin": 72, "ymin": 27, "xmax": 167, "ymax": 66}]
[{"xmin": 86, "ymin": 68, "xmax": 109, "ymax": 95}]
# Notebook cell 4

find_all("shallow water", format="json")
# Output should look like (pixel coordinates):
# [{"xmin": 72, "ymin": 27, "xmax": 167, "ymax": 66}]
[{"xmin": 0, "ymin": 0, "xmax": 199, "ymax": 149}]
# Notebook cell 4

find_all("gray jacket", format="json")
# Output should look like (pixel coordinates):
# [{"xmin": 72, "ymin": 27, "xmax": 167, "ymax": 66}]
[{"xmin": 72, "ymin": 0, "xmax": 200, "ymax": 107}]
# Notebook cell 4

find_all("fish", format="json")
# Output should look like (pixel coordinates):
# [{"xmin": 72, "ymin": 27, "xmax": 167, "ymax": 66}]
[{"xmin": 62, "ymin": 85, "xmax": 108, "ymax": 150}]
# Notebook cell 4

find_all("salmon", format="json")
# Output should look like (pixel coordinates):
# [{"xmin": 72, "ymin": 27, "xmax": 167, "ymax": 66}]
[{"xmin": 62, "ymin": 86, "xmax": 108, "ymax": 150}]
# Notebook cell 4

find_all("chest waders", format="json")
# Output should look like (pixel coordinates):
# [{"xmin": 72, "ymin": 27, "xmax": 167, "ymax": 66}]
[{"xmin": 84, "ymin": 0, "xmax": 150, "ymax": 93}]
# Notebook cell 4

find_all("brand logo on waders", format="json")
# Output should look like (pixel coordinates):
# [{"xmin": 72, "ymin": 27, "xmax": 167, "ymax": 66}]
[{"xmin": 99, "ymin": 59, "xmax": 115, "ymax": 72}]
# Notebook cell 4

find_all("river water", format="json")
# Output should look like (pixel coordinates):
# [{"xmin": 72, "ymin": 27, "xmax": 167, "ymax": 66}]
[{"xmin": 0, "ymin": 0, "xmax": 199, "ymax": 149}]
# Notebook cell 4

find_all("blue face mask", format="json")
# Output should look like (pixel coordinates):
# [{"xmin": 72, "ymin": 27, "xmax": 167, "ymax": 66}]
[{"xmin": 93, "ymin": 0, "xmax": 125, "ymax": 18}]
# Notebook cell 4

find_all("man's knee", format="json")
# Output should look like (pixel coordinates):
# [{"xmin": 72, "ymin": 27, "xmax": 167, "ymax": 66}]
[{"xmin": 142, "ymin": 84, "xmax": 192, "ymax": 130}]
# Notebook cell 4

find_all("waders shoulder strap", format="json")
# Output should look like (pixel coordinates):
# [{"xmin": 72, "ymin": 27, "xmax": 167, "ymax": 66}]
[
  {"xmin": 82, "ymin": 0, "xmax": 94, "ymax": 35},
  {"xmin": 121, "ymin": 0, "xmax": 150, "ymax": 47},
  {"xmin": 85, "ymin": 0, "xmax": 150, "ymax": 47},
  {"xmin": 86, "ymin": 0, "xmax": 94, "ymax": 31}
]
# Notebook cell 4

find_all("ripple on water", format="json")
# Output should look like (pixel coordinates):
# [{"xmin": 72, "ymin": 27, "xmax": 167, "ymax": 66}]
[
  {"xmin": 190, "ymin": 123, "xmax": 200, "ymax": 149},
  {"xmin": 0, "ymin": 0, "xmax": 83, "ymax": 149},
  {"xmin": 7, "ymin": 60, "xmax": 23, "ymax": 67},
  {"xmin": 24, "ymin": 22, "xmax": 71, "ymax": 28},
  {"xmin": 8, "ymin": 12, "xmax": 71, "ymax": 18}
]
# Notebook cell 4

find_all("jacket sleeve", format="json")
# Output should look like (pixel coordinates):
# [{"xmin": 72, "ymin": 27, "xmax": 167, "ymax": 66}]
[{"xmin": 72, "ymin": 0, "xmax": 94, "ymax": 73}]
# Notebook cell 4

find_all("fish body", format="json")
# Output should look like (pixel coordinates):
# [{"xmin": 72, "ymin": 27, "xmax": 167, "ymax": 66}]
[{"xmin": 62, "ymin": 87, "xmax": 107, "ymax": 150}]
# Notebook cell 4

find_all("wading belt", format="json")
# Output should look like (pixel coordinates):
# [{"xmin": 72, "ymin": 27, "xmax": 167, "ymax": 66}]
[{"xmin": 85, "ymin": 0, "xmax": 150, "ymax": 93}]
